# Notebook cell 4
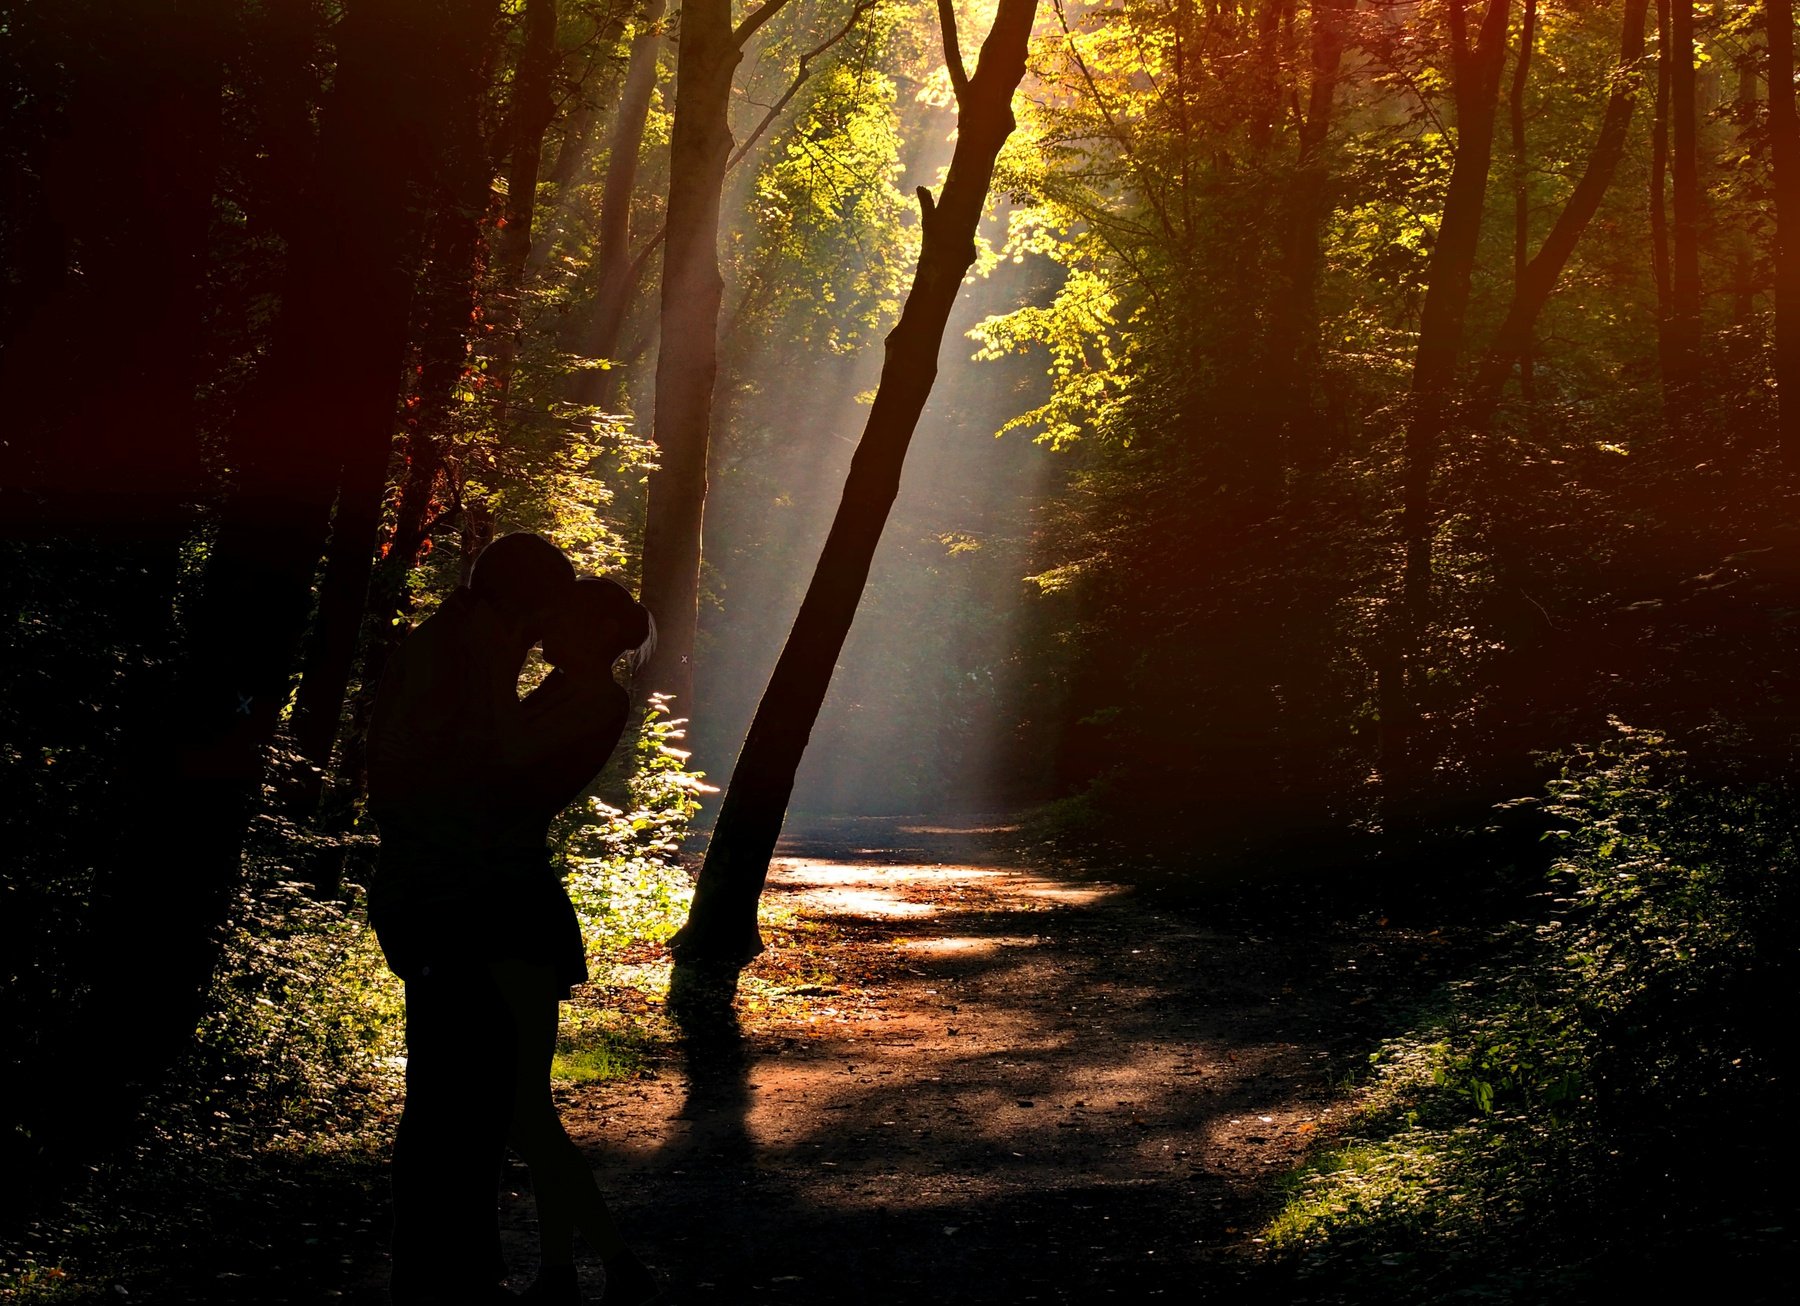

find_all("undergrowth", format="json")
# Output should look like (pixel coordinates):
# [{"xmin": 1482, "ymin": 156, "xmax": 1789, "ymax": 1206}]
[
  {"xmin": 1260, "ymin": 723, "xmax": 1797, "ymax": 1301},
  {"xmin": 0, "ymin": 701, "xmax": 706, "ymax": 1303}
]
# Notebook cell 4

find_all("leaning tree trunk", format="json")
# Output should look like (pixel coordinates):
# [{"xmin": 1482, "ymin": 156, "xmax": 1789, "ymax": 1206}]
[
  {"xmin": 1771, "ymin": 0, "xmax": 1800, "ymax": 473},
  {"xmin": 666, "ymin": 0, "xmax": 1039, "ymax": 973},
  {"xmin": 1384, "ymin": 0, "xmax": 1512, "ymax": 817},
  {"xmin": 1468, "ymin": 0, "xmax": 1650, "ymax": 420}
]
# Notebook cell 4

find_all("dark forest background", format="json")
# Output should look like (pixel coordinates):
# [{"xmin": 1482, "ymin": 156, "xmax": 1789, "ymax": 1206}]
[{"xmin": 4, "ymin": 0, "xmax": 1799, "ymax": 1299}]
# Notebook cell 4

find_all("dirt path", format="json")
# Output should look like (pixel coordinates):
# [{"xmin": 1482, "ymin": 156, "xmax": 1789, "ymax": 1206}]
[{"xmin": 514, "ymin": 817, "xmax": 1460, "ymax": 1305}]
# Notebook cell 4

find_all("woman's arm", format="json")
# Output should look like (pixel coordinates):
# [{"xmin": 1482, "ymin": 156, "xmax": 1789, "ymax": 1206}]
[{"xmin": 496, "ymin": 671, "xmax": 630, "ymax": 825}]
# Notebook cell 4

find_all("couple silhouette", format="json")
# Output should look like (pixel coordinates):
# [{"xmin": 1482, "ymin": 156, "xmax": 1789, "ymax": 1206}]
[{"xmin": 366, "ymin": 533, "xmax": 660, "ymax": 1306}]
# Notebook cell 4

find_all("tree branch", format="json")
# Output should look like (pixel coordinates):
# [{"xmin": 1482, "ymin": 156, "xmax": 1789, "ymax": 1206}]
[
  {"xmin": 938, "ymin": 0, "xmax": 970, "ymax": 101},
  {"xmin": 728, "ymin": 0, "xmax": 887, "ymax": 171},
  {"xmin": 733, "ymin": 0, "xmax": 793, "ymax": 48}
]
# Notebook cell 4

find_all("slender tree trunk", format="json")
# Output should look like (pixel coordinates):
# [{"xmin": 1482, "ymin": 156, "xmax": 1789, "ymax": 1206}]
[
  {"xmin": 1652, "ymin": 0, "xmax": 1674, "ymax": 375},
  {"xmin": 1665, "ymin": 0, "xmax": 1702, "ymax": 428},
  {"xmin": 636, "ymin": 0, "xmax": 756, "ymax": 719},
  {"xmin": 492, "ymin": 0, "xmax": 560, "ymax": 423},
  {"xmin": 1267, "ymin": 0, "xmax": 1352, "ymax": 479},
  {"xmin": 569, "ymin": 0, "xmax": 669, "ymax": 411},
  {"xmin": 1730, "ymin": 35, "xmax": 1760, "ymax": 325},
  {"xmin": 1509, "ymin": 0, "xmax": 1537, "ymax": 415},
  {"xmin": 1771, "ymin": 0, "xmax": 1800, "ymax": 472},
  {"xmin": 1469, "ymin": 0, "xmax": 1650, "ymax": 417},
  {"xmin": 1386, "ymin": 0, "xmax": 1511, "ymax": 812},
  {"xmin": 667, "ymin": 0, "xmax": 1039, "ymax": 973}
]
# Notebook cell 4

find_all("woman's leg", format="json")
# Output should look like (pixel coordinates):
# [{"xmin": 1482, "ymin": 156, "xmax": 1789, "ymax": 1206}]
[{"xmin": 489, "ymin": 960, "xmax": 630, "ymax": 1266}]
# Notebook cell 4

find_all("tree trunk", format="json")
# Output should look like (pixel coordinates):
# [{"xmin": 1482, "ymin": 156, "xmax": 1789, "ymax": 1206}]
[
  {"xmin": 1468, "ymin": 0, "xmax": 1650, "ymax": 418},
  {"xmin": 1665, "ymin": 0, "xmax": 1702, "ymax": 428},
  {"xmin": 666, "ymin": 0, "xmax": 1039, "ymax": 973},
  {"xmin": 54, "ymin": 0, "xmax": 501, "ymax": 1160},
  {"xmin": 1652, "ymin": 0, "xmax": 1674, "ymax": 373},
  {"xmin": 333, "ymin": 133, "xmax": 499, "ymax": 799},
  {"xmin": 1771, "ymin": 0, "xmax": 1800, "ymax": 472},
  {"xmin": 1509, "ymin": 0, "xmax": 1537, "ymax": 415},
  {"xmin": 492, "ymin": 0, "xmax": 560, "ymax": 423},
  {"xmin": 1266, "ymin": 0, "xmax": 1351, "ymax": 479},
  {"xmin": 1386, "ymin": 0, "xmax": 1511, "ymax": 812},
  {"xmin": 569, "ymin": 0, "xmax": 669, "ymax": 412},
  {"xmin": 635, "ymin": 0, "xmax": 748, "ymax": 720}
]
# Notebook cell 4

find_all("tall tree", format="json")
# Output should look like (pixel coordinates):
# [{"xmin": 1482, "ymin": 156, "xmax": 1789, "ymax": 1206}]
[
  {"xmin": 1267, "ymin": 0, "xmax": 1354, "ymax": 478},
  {"xmin": 1771, "ymin": 0, "xmax": 1800, "ymax": 470},
  {"xmin": 1386, "ymin": 0, "xmax": 1513, "ymax": 805},
  {"xmin": 1508, "ymin": 0, "xmax": 1538, "ymax": 415},
  {"xmin": 1664, "ymin": 0, "xmax": 1703, "ymax": 427},
  {"xmin": 636, "ymin": 0, "xmax": 792, "ymax": 721},
  {"xmin": 668, "ymin": 0, "xmax": 1040, "ymax": 973}
]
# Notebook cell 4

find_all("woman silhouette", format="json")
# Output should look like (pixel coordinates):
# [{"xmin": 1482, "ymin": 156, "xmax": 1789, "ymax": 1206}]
[{"xmin": 494, "ymin": 576, "xmax": 660, "ymax": 1305}]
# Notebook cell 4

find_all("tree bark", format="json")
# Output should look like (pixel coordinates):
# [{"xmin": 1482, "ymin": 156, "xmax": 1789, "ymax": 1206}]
[
  {"xmin": 1386, "ymin": 0, "xmax": 1511, "ymax": 810},
  {"xmin": 1651, "ymin": 0, "xmax": 1674, "ymax": 373},
  {"xmin": 1468, "ymin": 0, "xmax": 1650, "ymax": 418},
  {"xmin": 666, "ymin": 0, "xmax": 1039, "ymax": 973},
  {"xmin": 1771, "ymin": 0, "xmax": 1800, "ymax": 471}
]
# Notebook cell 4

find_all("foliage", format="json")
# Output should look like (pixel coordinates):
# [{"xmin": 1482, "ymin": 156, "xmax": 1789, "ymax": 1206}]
[
  {"xmin": 559, "ymin": 692, "xmax": 711, "ymax": 957},
  {"xmin": 1261, "ymin": 724, "xmax": 1797, "ymax": 1297}
]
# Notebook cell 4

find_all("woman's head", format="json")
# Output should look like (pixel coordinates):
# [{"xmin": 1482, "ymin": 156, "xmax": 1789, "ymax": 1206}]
[{"xmin": 542, "ymin": 576, "xmax": 655, "ymax": 678}]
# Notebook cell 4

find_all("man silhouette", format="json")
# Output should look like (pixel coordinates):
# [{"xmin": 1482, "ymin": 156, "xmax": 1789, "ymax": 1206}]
[{"xmin": 366, "ymin": 532, "xmax": 575, "ymax": 1305}]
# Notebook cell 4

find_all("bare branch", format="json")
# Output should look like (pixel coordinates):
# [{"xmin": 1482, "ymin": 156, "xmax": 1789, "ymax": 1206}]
[
  {"xmin": 734, "ymin": 0, "xmax": 793, "ymax": 48},
  {"xmin": 728, "ymin": 0, "xmax": 887, "ymax": 171},
  {"xmin": 938, "ymin": 0, "xmax": 970, "ymax": 101}
]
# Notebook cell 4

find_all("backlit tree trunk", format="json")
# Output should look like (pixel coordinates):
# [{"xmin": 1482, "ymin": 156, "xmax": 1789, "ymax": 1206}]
[
  {"xmin": 667, "ymin": 0, "xmax": 1040, "ymax": 973},
  {"xmin": 636, "ymin": 0, "xmax": 750, "ymax": 719}
]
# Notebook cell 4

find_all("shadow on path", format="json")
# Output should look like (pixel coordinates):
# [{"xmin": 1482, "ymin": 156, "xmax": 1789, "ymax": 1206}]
[{"xmin": 557, "ymin": 815, "xmax": 1465, "ymax": 1304}]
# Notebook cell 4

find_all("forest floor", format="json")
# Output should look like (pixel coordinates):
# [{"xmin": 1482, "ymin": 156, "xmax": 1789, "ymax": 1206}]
[{"xmin": 486, "ymin": 815, "xmax": 1477, "ymax": 1306}]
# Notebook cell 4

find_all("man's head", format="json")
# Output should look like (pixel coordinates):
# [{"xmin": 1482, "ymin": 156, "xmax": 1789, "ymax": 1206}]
[
  {"xmin": 542, "ymin": 576, "xmax": 655, "ymax": 679},
  {"xmin": 468, "ymin": 532, "xmax": 576, "ymax": 643}
]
